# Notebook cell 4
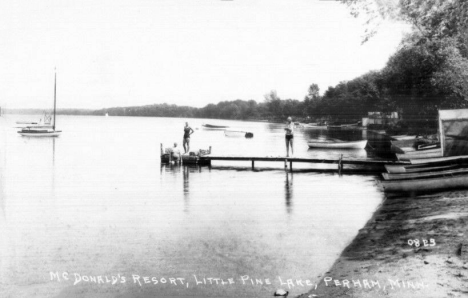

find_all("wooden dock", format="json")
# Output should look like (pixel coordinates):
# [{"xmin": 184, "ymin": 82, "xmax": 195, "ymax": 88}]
[
  {"xmin": 159, "ymin": 143, "xmax": 408, "ymax": 173},
  {"xmin": 199, "ymin": 154, "xmax": 408, "ymax": 173}
]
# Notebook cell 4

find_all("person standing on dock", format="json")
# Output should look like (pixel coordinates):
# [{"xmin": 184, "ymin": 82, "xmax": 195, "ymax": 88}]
[
  {"xmin": 183, "ymin": 122, "xmax": 194, "ymax": 153},
  {"xmin": 285, "ymin": 116, "xmax": 294, "ymax": 157}
]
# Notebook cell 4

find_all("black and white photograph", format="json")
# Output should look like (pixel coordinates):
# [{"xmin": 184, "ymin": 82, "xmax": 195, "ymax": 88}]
[{"xmin": 1, "ymin": 0, "xmax": 468, "ymax": 297}]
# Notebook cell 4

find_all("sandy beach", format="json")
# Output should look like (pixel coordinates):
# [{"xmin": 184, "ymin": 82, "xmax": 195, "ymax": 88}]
[{"xmin": 297, "ymin": 189, "xmax": 468, "ymax": 298}]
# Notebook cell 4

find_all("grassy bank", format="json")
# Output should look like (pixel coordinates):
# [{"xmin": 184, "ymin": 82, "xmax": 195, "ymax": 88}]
[{"xmin": 297, "ymin": 190, "xmax": 468, "ymax": 298}]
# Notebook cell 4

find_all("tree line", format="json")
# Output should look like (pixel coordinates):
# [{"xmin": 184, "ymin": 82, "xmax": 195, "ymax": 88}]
[{"xmin": 8, "ymin": 1, "xmax": 468, "ymax": 128}]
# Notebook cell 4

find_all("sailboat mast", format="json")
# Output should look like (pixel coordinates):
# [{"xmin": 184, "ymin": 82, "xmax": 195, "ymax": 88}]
[{"xmin": 53, "ymin": 70, "xmax": 57, "ymax": 131}]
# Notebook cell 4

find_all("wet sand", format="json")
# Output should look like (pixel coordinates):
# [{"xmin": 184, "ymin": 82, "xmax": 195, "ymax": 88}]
[{"xmin": 297, "ymin": 190, "xmax": 468, "ymax": 298}]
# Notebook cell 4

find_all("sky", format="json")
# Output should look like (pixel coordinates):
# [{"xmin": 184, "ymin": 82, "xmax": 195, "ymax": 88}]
[{"xmin": 0, "ymin": 0, "xmax": 409, "ymax": 110}]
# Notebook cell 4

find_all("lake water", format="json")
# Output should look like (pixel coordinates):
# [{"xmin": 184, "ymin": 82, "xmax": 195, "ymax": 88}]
[{"xmin": 0, "ymin": 115, "xmax": 385, "ymax": 298}]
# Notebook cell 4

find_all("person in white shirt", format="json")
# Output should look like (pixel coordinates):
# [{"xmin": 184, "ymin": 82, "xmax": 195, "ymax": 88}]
[{"xmin": 284, "ymin": 116, "xmax": 294, "ymax": 157}]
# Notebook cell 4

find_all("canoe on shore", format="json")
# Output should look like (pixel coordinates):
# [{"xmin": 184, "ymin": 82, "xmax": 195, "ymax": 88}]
[
  {"xmin": 307, "ymin": 140, "xmax": 367, "ymax": 149},
  {"xmin": 379, "ymin": 172, "xmax": 468, "ymax": 192}
]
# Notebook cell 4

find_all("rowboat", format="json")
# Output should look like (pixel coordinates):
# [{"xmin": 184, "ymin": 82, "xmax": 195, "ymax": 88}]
[
  {"xmin": 202, "ymin": 124, "xmax": 229, "ymax": 129},
  {"xmin": 224, "ymin": 130, "xmax": 254, "ymax": 138},
  {"xmin": 379, "ymin": 172, "xmax": 468, "ymax": 192},
  {"xmin": 385, "ymin": 163, "xmax": 459, "ymax": 174},
  {"xmin": 307, "ymin": 140, "xmax": 367, "ymax": 149},
  {"xmin": 395, "ymin": 148, "xmax": 442, "ymax": 161},
  {"xmin": 382, "ymin": 167, "xmax": 468, "ymax": 180}
]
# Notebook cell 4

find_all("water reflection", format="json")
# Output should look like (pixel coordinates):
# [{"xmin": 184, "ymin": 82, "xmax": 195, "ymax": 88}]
[{"xmin": 285, "ymin": 172, "xmax": 293, "ymax": 214}]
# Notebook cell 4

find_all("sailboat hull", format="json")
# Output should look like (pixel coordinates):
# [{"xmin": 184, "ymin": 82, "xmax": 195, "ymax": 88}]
[{"xmin": 18, "ymin": 130, "xmax": 62, "ymax": 137}]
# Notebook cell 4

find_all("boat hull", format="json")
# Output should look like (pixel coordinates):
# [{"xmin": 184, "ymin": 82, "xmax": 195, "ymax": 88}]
[
  {"xmin": 224, "ymin": 130, "xmax": 254, "ymax": 138},
  {"xmin": 382, "ymin": 167, "xmax": 468, "ymax": 180},
  {"xmin": 202, "ymin": 124, "xmax": 229, "ymax": 129},
  {"xmin": 379, "ymin": 173, "xmax": 468, "ymax": 192},
  {"xmin": 308, "ymin": 140, "xmax": 367, "ymax": 149},
  {"xmin": 396, "ymin": 148, "xmax": 442, "ymax": 161},
  {"xmin": 18, "ymin": 130, "xmax": 62, "ymax": 137}
]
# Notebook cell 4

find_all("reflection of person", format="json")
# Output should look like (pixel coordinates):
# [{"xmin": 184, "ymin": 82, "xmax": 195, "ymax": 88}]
[
  {"xmin": 172, "ymin": 142, "xmax": 181, "ymax": 161},
  {"xmin": 284, "ymin": 116, "xmax": 294, "ymax": 157},
  {"xmin": 183, "ymin": 122, "xmax": 194, "ymax": 153}
]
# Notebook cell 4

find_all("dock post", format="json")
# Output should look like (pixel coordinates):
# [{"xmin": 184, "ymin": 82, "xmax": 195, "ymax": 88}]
[
  {"xmin": 209, "ymin": 146, "xmax": 212, "ymax": 154},
  {"xmin": 251, "ymin": 160, "xmax": 254, "ymax": 170},
  {"xmin": 284, "ymin": 159, "xmax": 287, "ymax": 169},
  {"xmin": 290, "ymin": 160, "xmax": 293, "ymax": 172},
  {"xmin": 338, "ymin": 154, "xmax": 343, "ymax": 174},
  {"xmin": 160, "ymin": 143, "xmax": 163, "ymax": 158}
]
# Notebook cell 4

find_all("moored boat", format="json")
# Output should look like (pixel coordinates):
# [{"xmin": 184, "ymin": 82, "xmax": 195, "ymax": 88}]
[
  {"xmin": 395, "ymin": 148, "xmax": 442, "ymax": 161},
  {"xmin": 382, "ymin": 167, "xmax": 468, "ymax": 180},
  {"xmin": 327, "ymin": 122, "xmax": 360, "ymax": 129},
  {"xmin": 379, "ymin": 172, "xmax": 468, "ymax": 192},
  {"xmin": 391, "ymin": 135, "xmax": 418, "ymax": 141},
  {"xmin": 224, "ymin": 130, "xmax": 254, "ymax": 138},
  {"xmin": 18, "ymin": 71, "xmax": 61, "ymax": 137},
  {"xmin": 307, "ymin": 140, "xmax": 367, "ymax": 149},
  {"xmin": 202, "ymin": 124, "xmax": 229, "ymax": 129},
  {"xmin": 17, "ymin": 128, "xmax": 62, "ymax": 137}
]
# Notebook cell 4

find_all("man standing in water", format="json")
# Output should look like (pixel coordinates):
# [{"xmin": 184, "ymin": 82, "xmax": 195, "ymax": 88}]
[
  {"xmin": 183, "ymin": 122, "xmax": 194, "ymax": 153},
  {"xmin": 285, "ymin": 116, "xmax": 294, "ymax": 157}
]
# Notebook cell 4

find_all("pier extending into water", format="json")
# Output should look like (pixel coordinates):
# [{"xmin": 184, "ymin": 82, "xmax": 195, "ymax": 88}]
[
  {"xmin": 199, "ymin": 155, "xmax": 408, "ymax": 173},
  {"xmin": 160, "ymin": 144, "xmax": 408, "ymax": 173}
]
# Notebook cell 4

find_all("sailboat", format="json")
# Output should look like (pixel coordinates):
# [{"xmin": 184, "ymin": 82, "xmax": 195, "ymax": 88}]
[{"xmin": 18, "ymin": 71, "xmax": 62, "ymax": 137}]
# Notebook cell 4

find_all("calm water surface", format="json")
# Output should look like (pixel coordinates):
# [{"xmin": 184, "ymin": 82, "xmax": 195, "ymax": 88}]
[{"xmin": 0, "ymin": 115, "xmax": 384, "ymax": 298}]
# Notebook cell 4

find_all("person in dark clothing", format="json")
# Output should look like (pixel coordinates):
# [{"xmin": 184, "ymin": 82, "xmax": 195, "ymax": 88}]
[{"xmin": 183, "ymin": 122, "xmax": 194, "ymax": 153}]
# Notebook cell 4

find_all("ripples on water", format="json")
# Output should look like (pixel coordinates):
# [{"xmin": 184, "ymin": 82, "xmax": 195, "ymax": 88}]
[{"xmin": 0, "ymin": 115, "xmax": 385, "ymax": 297}]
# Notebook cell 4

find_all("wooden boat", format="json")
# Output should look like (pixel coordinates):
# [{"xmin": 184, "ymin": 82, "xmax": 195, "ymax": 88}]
[
  {"xmin": 224, "ymin": 130, "xmax": 254, "ymax": 138},
  {"xmin": 327, "ymin": 122, "xmax": 360, "ymax": 129},
  {"xmin": 307, "ymin": 140, "xmax": 367, "ymax": 149},
  {"xmin": 18, "ymin": 71, "xmax": 62, "ymax": 137},
  {"xmin": 382, "ymin": 167, "xmax": 468, "ymax": 180},
  {"xmin": 379, "ymin": 172, "xmax": 468, "ymax": 192},
  {"xmin": 409, "ymin": 155, "xmax": 468, "ymax": 165},
  {"xmin": 385, "ymin": 163, "xmax": 459, "ymax": 174},
  {"xmin": 391, "ymin": 135, "xmax": 418, "ymax": 141},
  {"xmin": 395, "ymin": 148, "xmax": 442, "ymax": 161},
  {"xmin": 202, "ymin": 124, "xmax": 229, "ymax": 129}
]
